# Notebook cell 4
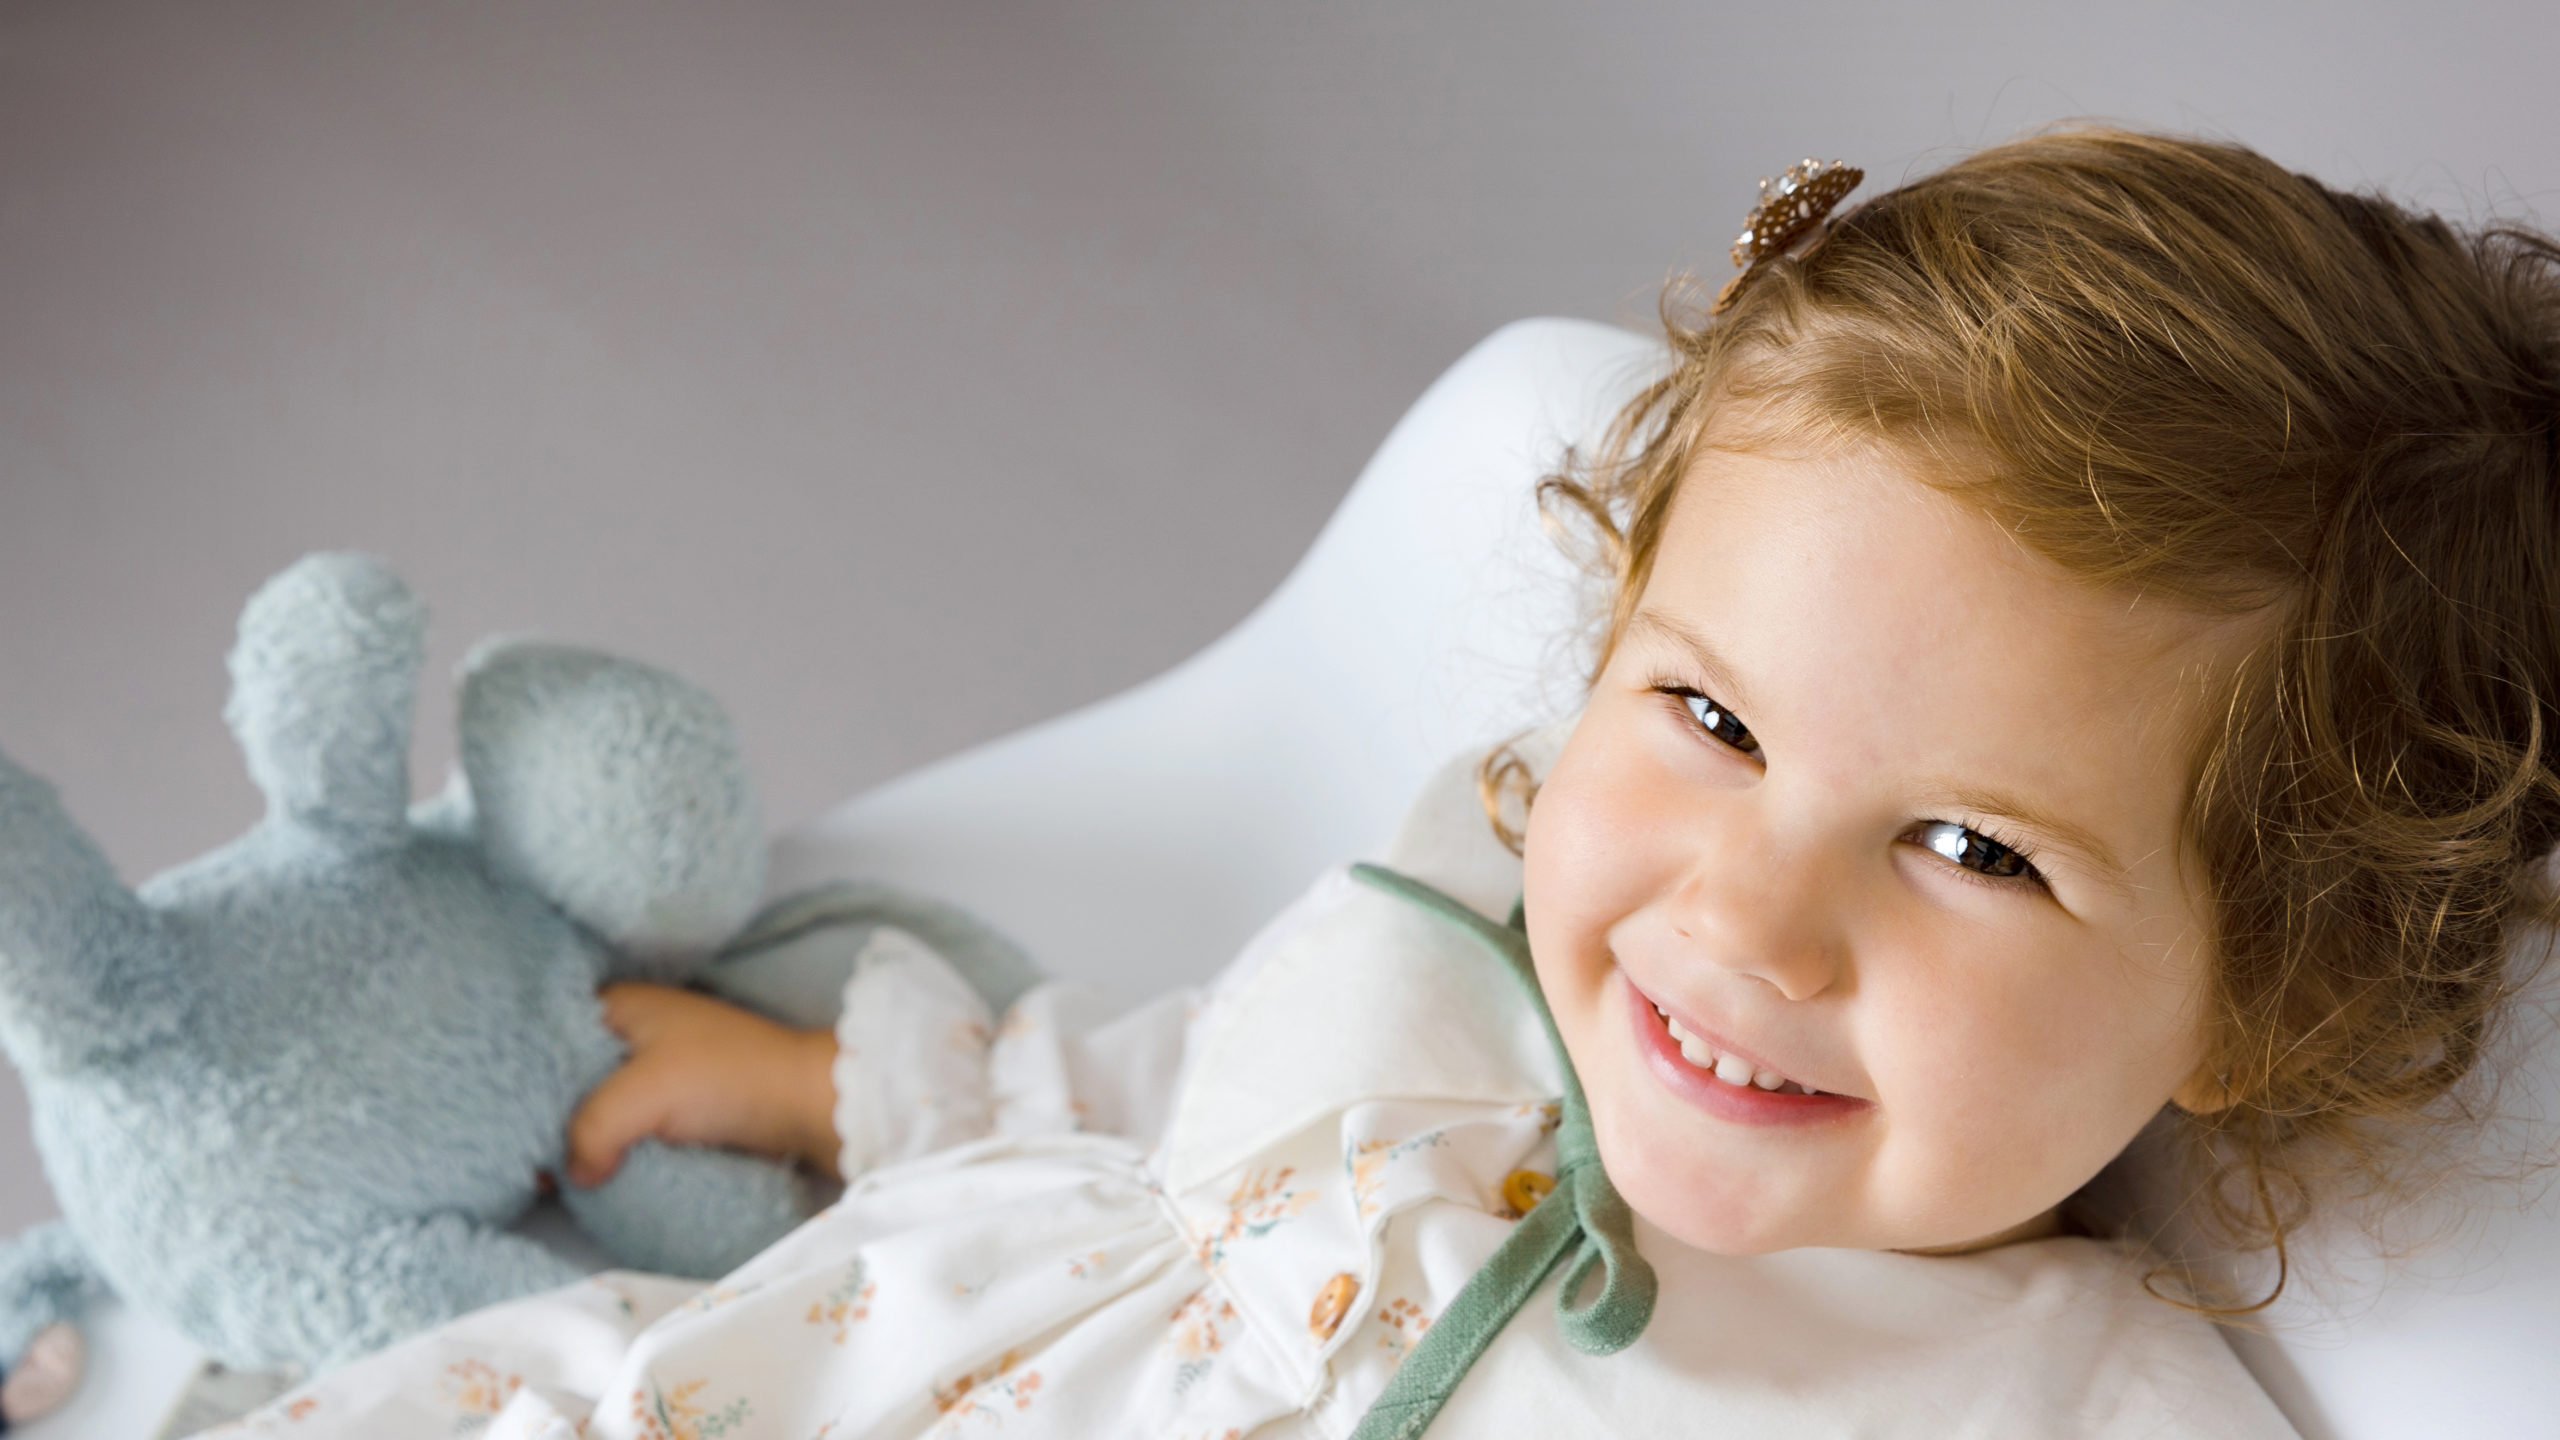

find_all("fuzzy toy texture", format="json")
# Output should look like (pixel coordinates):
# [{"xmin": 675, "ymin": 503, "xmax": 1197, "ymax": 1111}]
[{"xmin": 0, "ymin": 553, "xmax": 818, "ymax": 1417}]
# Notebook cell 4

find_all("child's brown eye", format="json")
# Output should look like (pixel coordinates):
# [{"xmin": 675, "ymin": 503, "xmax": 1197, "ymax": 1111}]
[
  {"xmin": 1678, "ymin": 690, "xmax": 1760, "ymax": 755},
  {"xmin": 1915, "ymin": 821, "xmax": 2037, "ymax": 881}
]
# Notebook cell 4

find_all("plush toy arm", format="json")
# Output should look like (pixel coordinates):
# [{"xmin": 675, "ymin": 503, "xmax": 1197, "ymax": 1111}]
[
  {"xmin": 224, "ymin": 553, "xmax": 426, "ymax": 852},
  {"xmin": 559, "ymin": 1138, "xmax": 805, "ymax": 1280},
  {"xmin": 0, "ymin": 1223, "xmax": 105, "ymax": 1375},
  {"xmin": 0, "ymin": 749, "xmax": 185, "ymax": 1073},
  {"xmin": 283, "ymin": 1214, "xmax": 586, "ymax": 1372}
]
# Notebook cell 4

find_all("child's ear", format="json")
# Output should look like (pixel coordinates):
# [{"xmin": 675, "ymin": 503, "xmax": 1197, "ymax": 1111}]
[{"xmin": 2170, "ymin": 1065, "xmax": 2238, "ymax": 1115}]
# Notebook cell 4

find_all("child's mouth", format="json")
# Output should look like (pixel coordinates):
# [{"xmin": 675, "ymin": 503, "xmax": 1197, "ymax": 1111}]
[
  {"xmin": 1623, "ymin": 980, "xmax": 1866, "ymax": 1124},
  {"xmin": 1656, "ymin": 1002, "xmax": 1823, "ymax": 1095}
]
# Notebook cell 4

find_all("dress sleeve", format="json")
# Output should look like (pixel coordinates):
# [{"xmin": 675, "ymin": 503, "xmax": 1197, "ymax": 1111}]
[
  {"xmin": 829, "ymin": 928, "xmax": 999, "ymax": 1177},
  {"xmin": 988, "ymin": 983, "xmax": 1198, "ymax": 1150},
  {"xmin": 828, "ymin": 929, "xmax": 1201, "ymax": 1178}
]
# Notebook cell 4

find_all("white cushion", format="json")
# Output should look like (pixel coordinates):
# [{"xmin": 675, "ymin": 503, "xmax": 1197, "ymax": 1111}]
[{"xmin": 2210, "ymin": 979, "xmax": 2560, "ymax": 1438}]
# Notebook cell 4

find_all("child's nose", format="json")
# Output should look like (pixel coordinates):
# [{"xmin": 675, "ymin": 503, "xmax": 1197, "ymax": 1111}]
[{"xmin": 1662, "ymin": 818, "xmax": 1848, "ymax": 1003}]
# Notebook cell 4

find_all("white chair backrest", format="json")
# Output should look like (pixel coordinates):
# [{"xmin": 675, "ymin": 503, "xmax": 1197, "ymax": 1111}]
[{"xmin": 771, "ymin": 318, "xmax": 1660, "ymax": 1004}]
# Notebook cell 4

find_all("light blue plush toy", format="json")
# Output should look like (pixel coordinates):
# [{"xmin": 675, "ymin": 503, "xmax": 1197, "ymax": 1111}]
[{"xmin": 0, "ymin": 553, "xmax": 845, "ymax": 1425}]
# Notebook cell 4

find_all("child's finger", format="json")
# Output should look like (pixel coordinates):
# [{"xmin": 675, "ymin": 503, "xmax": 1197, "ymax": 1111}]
[
  {"xmin": 565, "ymin": 1063, "xmax": 672, "ymax": 1189},
  {"xmin": 595, "ymin": 982, "xmax": 680, "ymax": 1045}
]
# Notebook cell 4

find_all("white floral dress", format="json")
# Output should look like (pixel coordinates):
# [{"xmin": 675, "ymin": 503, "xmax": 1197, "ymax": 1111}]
[{"xmin": 197, "ymin": 757, "xmax": 2295, "ymax": 1440}]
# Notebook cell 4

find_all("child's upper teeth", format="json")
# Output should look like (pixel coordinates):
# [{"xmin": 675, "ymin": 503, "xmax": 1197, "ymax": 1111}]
[{"xmin": 1659, "ymin": 1000, "xmax": 1816, "ymax": 1094}]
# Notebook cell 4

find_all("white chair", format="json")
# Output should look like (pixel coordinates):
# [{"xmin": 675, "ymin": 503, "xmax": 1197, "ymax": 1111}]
[{"xmin": 46, "ymin": 317, "xmax": 2559, "ymax": 1438}]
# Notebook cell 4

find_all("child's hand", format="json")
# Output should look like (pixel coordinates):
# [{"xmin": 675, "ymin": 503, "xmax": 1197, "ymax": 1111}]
[{"xmin": 566, "ymin": 983, "xmax": 842, "ymax": 1188}]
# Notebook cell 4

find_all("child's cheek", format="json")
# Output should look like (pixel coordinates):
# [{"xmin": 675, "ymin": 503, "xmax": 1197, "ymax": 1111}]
[{"xmin": 1524, "ymin": 723, "xmax": 1671, "ymax": 1065}]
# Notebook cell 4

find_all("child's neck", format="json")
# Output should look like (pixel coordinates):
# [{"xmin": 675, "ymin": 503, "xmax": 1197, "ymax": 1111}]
[{"xmin": 1895, "ymin": 1207, "xmax": 2066, "ymax": 1257}]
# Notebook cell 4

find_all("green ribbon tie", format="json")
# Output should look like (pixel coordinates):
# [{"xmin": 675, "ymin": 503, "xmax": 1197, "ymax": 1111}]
[{"xmin": 1345, "ymin": 863, "xmax": 1657, "ymax": 1440}]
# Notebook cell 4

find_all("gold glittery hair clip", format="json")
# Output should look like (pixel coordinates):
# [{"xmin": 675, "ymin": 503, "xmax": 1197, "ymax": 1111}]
[{"xmin": 1712, "ymin": 157, "xmax": 1864, "ymax": 314}]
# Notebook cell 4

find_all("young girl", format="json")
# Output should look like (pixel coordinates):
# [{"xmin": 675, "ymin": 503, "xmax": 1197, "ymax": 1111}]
[{"xmin": 212, "ymin": 126, "xmax": 2559, "ymax": 1438}]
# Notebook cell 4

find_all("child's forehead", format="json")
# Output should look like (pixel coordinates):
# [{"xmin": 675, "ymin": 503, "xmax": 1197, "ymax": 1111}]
[
  {"xmin": 1639, "ymin": 442, "xmax": 2265, "ymax": 814},
  {"xmin": 1660, "ymin": 436, "xmax": 2260, "ymax": 660},
  {"xmin": 1662, "ymin": 438, "xmax": 2026, "ymax": 586}
]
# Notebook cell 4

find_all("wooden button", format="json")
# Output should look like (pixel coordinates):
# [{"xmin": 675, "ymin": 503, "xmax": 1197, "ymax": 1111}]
[
  {"xmin": 1502, "ymin": 1168, "xmax": 1556, "ymax": 1215},
  {"xmin": 1308, "ymin": 1271, "xmax": 1360, "ymax": 1342}
]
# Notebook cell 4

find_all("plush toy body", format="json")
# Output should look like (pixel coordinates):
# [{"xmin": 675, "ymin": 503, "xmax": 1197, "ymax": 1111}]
[{"xmin": 0, "ymin": 553, "xmax": 815, "ymax": 1419}]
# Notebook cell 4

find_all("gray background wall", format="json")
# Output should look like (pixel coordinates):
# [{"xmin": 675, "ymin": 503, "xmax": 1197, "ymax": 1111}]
[{"xmin": 2, "ymin": 0, "xmax": 2553, "ymax": 1234}]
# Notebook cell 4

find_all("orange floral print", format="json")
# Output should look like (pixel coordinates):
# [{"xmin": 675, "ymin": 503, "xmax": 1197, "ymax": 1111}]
[
  {"xmin": 440, "ymin": 1359, "xmax": 523, "ymax": 1422},
  {"xmin": 678, "ymin": 1281, "xmax": 756, "ymax": 1316},
  {"xmin": 1345, "ymin": 1129, "xmax": 1450, "ymax": 1219},
  {"xmin": 1349, "ymin": 1139, "xmax": 1395, "ymax": 1219},
  {"xmin": 1376, "ymin": 1296, "xmax": 1434, "ymax": 1357},
  {"xmin": 931, "ymin": 1349, "xmax": 1045, "ymax": 1424},
  {"xmin": 1164, "ymin": 1289, "xmax": 1239, "ymax": 1395},
  {"xmin": 1192, "ymin": 1166, "xmax": 1318, "ymax": 1269},
  {"xmin": 806, "ymin": 1258, "xmax": 876, "ymax": 1344},
  {"xmin": 1511, "ymin": 1099, "xmax": 1565, "ymax": 1132},
  {"xmin": 629, "ymin": 1377, "xmax": 753, "ymax": 1440}
]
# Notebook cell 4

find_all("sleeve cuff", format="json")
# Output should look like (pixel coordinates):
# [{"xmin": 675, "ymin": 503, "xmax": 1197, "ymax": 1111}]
[{"xmin": 830, "ymin": 927, "xmax": 999, "ymax": 1179}]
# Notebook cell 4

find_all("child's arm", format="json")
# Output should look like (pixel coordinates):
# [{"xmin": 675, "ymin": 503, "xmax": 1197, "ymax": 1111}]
[{"xmin": 565, "ymin": 983, "xmax": 843, "ymax": 1188}]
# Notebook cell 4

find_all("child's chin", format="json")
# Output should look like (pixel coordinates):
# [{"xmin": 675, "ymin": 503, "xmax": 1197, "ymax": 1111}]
[
  {"xmin": 1605, "ymin": 1149, "xmax": 1820, "ymax": 1256},
  {"xmin": 1631, "ymin": 1199, "xmax": 1815, "ymax": 1257}
]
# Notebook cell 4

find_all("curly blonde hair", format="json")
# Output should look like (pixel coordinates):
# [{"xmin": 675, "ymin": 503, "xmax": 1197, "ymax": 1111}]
[{"xmin": 1499, "ymin": 127, "xmax": 2560, "ymax": 1304}]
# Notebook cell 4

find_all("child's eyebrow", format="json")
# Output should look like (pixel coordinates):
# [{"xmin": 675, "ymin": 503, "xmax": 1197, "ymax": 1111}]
[{"xmin": 1624, "ymin": 610, "xmax": 1757, "ymax": 715}]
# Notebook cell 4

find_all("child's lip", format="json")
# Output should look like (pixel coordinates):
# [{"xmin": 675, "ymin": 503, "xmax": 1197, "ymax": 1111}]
[
  {"xmin": 1647, "ymin": 989, "xmax": 1818, "ymax": 1090},
  {"xmin": 1620, "ymin": 978, "xmax": 1871, "ymax": 1123}
]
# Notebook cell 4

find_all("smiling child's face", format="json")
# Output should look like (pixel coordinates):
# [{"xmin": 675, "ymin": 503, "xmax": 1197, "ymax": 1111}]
[{"xmin": 1523, "ymin": 439, "xmax": 2256, "ymax": 1255}]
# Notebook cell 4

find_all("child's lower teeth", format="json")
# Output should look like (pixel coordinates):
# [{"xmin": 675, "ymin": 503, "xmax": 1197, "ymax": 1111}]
[{"xmin": 1656, "ymin": 1003, "xmax": 1816, "ymax": 1095}]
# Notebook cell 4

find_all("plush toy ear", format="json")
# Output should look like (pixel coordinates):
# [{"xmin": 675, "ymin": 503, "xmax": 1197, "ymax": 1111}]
[
  {"xmin": 457, "ymin": 639, "xmax": 765, "ymax": 975},
  {"xmin": 224, "ymin": 552, "xmax": 426, "ymax": 852}
]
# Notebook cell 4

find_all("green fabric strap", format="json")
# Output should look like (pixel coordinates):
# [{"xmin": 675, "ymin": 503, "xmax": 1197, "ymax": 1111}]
[{"xmin": 1345, "ymin": 863, "xmax": 1657, "ymax": 1440}]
